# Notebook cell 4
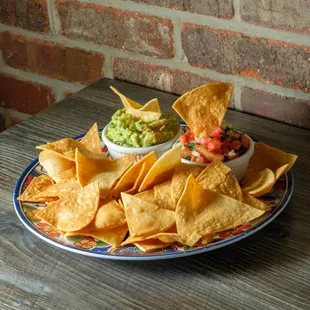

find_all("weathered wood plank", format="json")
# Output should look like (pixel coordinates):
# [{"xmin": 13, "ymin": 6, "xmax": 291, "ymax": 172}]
[{"xmin": 1, "ymin": 78, "xmax": 309, "ymax": 310}]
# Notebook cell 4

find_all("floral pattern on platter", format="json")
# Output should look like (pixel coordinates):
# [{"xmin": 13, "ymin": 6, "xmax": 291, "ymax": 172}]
[{"xmin": 13, "ymin": 127, "xmax": 292, "ymax": 259}]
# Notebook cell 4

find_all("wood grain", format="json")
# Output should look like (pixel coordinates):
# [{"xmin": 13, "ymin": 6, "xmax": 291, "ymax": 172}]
[{"xmin": 1, "ymin": 79, "xmax": 310, "ymax": 310}]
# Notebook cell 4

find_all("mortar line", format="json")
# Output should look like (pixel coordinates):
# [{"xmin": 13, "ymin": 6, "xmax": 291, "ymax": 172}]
[
  {"xmin": 46, "ymin": 0, "xmax": 62, "ymax": 34},
  {"xmin": 172, "ymin": 19, "xmax": 184, "ymax": 62},
  {"xmin": 0, "ymin": 107, "xmax": 32, "ymax": 121},
  {"xmin": 233, "ymin": 85, "xmax": 243, "ymax": 111},
  {"xmin": 1, "ymin": 25, "xmax": 310, "ymax": 101},
  {"xmin": 103, "ymin": 52, "xmax": 114, "ymax": 79},
  {"xmin": 77, "ymin": 0, "xmax": 310, "ymax": 47},
  {"xmin": 0, "ymin": 65, "xmax": 86, "ymax": 92},
  {"xmin": 232, "ymin": 0, "xmax": 241, "ymax": 22}
]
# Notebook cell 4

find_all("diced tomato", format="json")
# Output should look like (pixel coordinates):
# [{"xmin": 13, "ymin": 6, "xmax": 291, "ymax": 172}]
[
  {"xmin": 191, "ymin": 155, "xmax": 197, "ymax": 162},
  {"xmin": 213, "ymin": 148, "xmax": 223, "ymax": 155},
  {"xmin": 230, "ymin": 140, "xmax": 241, "ymax": 151},
  {"xmin": 207, "ymin": 139, "xmax": 223, "ymax": 152},
  {"xmin": 195, "ymin": 145, "xmax": 224, "ymax": 162},
  {"xmin": 208, "ymin": 127, "xmax": 223, "ymax": 138},
  {"xmin": 181, "ymin": 148, "xmax": 192, "ymax": 159},
  {"xmin": 221, "ymin": 140, "xmax": 230, "ymax": 156},
  {"xmin": 179, "ymin": 134, "xmax": 187, "ymax": 144},
  {"xmin": 196, "ymin": 156, "xmax": 204, "ymax": 164},
  {"xmin": 200, "ymin": 136, "xmax": 212, "ymax": 146},
  {"xmin": 241, "ymin": 135, "xmax": 250, "ymax": 148}
]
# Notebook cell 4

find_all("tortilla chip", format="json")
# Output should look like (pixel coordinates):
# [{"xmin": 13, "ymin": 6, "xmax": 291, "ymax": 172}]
[
  {"xmin": 154, "ymin": 180, "xmax": 174, "ymax": 210},
  {"xmin": 172, "ymin": 83, "xmax": 234, "ymax": 136},
  {"xmin": 35, "ymin": 179, "xmax": 81, "ymax": 199},
  {"xmin": 110, "ymin": 87, "xmax": 161, "ymax": 122},
  {"xmin": 17, "ymin": 174, "xmax": 55, "ymax": 202},
  {"xmin": 247, "ymin": 142, "xmax": 297, "ymax": 177},
  {"xmin": 80, "ymin": 123, "xmax": 102, "ymax": 154},
  {"xmin": 242, "ymin": 168, "xmax": 276, "ymax": 197},
  {"xmin": 176, "ymin": 175, "xmax": 265, "ymax": 246},
  {"xmin": 36, "ymin": 182, "xmax": 100, "ymax": 232},
  {"xmin": 196, "ymin": 160, "xmax": 242, "ymax": 201},
  {"xmin": 76, "ymin": 149, "xmax": 135, "ymax": 198},
  {"xmin": 139, "ymin": 146, "xmax": 181, "ymax": 192},
  {"xmin": 39, "ymin": 150, "xmax": 76, "ymax": 182},
  {"xmin": 171, "ymin": 163, "xmax": 203, "ymax": 207},
  {"xmin": 242, "ymin": 191, "xmax": 271, "ymax": 212},
  {"xmin": 113, "ymin": 151, "xmax": 157, "ymax": 198},
  {"xmin": 92, "ymin": 199, "xmax": 126, "ymax": 230},
  {"xmin": 121, "ymin": 192, "xmax": 175, "ymax": 237},
  {"xmin": 134, "ymin": 190, "xmax": 155, "ymax": 202},
  {"xmin": 133, "ymin": 240, "xmax": 172, "ymax": 252},
  {"xmin": 65, "ymin": 224, "xmax": 128, "ymax": 247}
]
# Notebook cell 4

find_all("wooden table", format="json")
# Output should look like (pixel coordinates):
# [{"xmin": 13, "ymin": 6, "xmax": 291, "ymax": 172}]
[{"xmin": 1, "ymin": 79, "xmax": 309, "ymax": 310}]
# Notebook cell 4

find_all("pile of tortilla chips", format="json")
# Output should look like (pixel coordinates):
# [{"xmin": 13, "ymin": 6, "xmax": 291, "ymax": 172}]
[{"xmin": 18, "ymin": 119, "xmax": 297, "ymax": 252}]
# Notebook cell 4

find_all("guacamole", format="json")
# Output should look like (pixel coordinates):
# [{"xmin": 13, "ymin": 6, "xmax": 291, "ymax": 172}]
[{"xmin": 106, "ymin": 109, "xmax": 180, "ymax": 147}]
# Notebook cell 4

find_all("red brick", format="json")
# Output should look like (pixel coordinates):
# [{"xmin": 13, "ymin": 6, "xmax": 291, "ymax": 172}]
[
  {"xmin": 0, "ymin": 113, "xmax": 5, "ymax": 132},
  {"xmin": 0, "ymin": 75, "xmax": 55, "ymax": 114},
  {"xmin": 56, "ymin": 0, "xmax": 174, "ymax": 58},
  {"xmin": 182, "ymin": 24, "xmax": 310, "ymax": 93},
  {"xmin": 0, "ymin": 0, "xmax": 50, "ymax": 33},
  {"xmin": 127, "ymin": 0, "xmax": 234, "ymax": 18},
  {"xmin": 240, "ymin": 0, "xmax": 310, "ymax": 34},
  {"xmin": 241, "ymin": 87, "xmax": 310, "ymax": 129},
  {"xmin": 113, "ymin": 57, "xmax": 214, "ymax": 95},
  {"xmin": 0, "ymin": 32, "xmax": 105, "ymax": 84}
]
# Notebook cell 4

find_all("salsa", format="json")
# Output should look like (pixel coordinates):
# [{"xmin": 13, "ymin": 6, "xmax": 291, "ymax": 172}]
[
  {"xmin": 106, "ymin": 109, "xmax": 180, "ymax": 147},
  {"xmin": 178, "ymin": 125, "xmax": 250, "ymax": 164}
]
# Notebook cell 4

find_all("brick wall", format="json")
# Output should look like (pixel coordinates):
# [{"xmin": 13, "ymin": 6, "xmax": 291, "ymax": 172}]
[{"xmin": 0, "ymin": 0, "xmax": 309, "ymax": 130}]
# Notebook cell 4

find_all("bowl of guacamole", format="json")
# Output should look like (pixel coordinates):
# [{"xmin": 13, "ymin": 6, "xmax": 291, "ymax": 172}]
[{"xmin": 102, "ymin": 109, "xmax": 181, "ymax": 160}]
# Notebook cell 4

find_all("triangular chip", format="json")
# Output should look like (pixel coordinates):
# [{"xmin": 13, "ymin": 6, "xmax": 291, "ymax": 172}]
[
  {"xmin": 154, "ymin": 180, "xmax": 174, "ymax": 210},
  {"xmin": 121, "ymin": 192, "xmax": 175, "ymax": 237},
  {"xmin": 172, "ymin": 83, "xmax": 234, "ymax": 136},
  {"xmin": 80, "ymin": 123, "xmax": 102, "ymax": 154},
  {"xmin": 247, "ymin": 142, "xmax": 297, "ymax": 177},
  {"xmin": 176, "ymin": 175, "xmax": 265, "ymax": 246},
  {"xmin": 17, "ymin": 175, "xmax": 54, "ymax": 202},
  {"xmin": 90, "ymin": 199, "xmax": 126, "ymax": 230},
  {"xmin": 139, "ymin": 146, "xmax": 181, "ymax": 192},
  {"xmin": 110, "ymin": 86, "xmax": 161, "ymax": 122},
  {"xmin": 241, "ymin": 191, "xmax": 271, "ymax": 212},
  {"xmin": 171, "ymin": 163, "xmax": 203, "ymax": 207},
  {"xmin": 36, "ymin": 179, "xmax": 81, "ymax": 199},
  {"xmin": 133, "ymin": 240, "xmax": 172, "ymax": 252},
  {"xmin": 113, "ymin": 151, "xmax": 157, "ymax": 198},
  {"xmin": 39, "ymin": 150, "xmax": 76, "ymax": 182},
  {"xmin": 134, "ymin": 190, "xmax": 155, "ymax": 202},
  {"xmin": 242, "ymin": 168, "xmax": 276, "ymax": 197},
  {"xmin": 36, "ymin": 182, "xmax": 100, "ymax": 232},
  {"xmin": 76, "ymin": 149, "xmax": 136, "ymax": 198},
  {"xmin": 65, "ymin": 224, "xmax": 128, "ymax": 247},
  {"xmin": 196, "ymin": 160, "xmax": 242, "ymax": 200}
]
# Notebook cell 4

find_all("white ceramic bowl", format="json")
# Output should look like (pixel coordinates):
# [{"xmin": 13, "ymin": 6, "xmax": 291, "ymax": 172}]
[
  {"xmin": 102, "ymin": 125, "xmax": 181, "ymax": 161},
  {"xmin": 174, "ymin": 135, "xmax": 254, "ymax": 182}
]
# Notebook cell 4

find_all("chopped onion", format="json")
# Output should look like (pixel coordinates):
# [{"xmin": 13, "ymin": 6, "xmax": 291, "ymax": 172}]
[
  {"xmin": 191, "ymin": 150, "xmax": 201, "ymax": 157},
  {"xmin": 228, "ymin": 149, "xmax": 236, "ymax": 157}
]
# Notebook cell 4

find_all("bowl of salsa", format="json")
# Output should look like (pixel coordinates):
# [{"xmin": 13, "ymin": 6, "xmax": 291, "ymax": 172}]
[
  {"xmin": 102, "ymin": 108, "xmax": 181, "ymax": 160},
  {"xmin": 174, "ymin": 124, "xmax": 254, "ymax": 181}
]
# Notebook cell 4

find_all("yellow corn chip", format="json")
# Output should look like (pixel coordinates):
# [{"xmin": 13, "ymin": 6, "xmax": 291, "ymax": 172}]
[
  {"xmin": 154, "ymin": 180, "xmax": 174, "ymax": 210},
  {"xmin": 36, "ymin": 182, "xmax": 100, "ymax": 232},
  {"xmin": 80, "ymin": 123, "xmax": 102, "ymax": 154},
  {"xmin": 196, "ymin": 160, "xmax": 242, "ymax": 200},
  {"xmin": 139, "ymin": 146, "xmax": 181, "ymax": 192},
  {"xmin": 242, "ymin": 191, "xmax": 271, "ymax": 211},
  {"xmin": 17, "ymin": 174, "xmax": 55, "ymax": 202},
  {"xmin": 113, "ymin": 151, "xmax": 157, "ymax": 198},
  {"xmin": 171, "ymin": 163, "xmax": 203, "ymax": 207},
  {"xmin": 76, "ymin": 149, "xmax": 135, "ymax": 198},
  {"xmin": 176, "ymin": 175, "xmax": 265, "ymax": 246},
  {"xmin": 172, "ymin": 83, "xmax": 234, "ymax": 136},
  {"xmin": 121, "ymin": 192, "xmax": 175, "ymax": 237}
]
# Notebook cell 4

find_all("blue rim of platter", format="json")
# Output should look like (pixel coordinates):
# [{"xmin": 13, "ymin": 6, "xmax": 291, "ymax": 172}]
[{"xmin": 13, "ymin": 122, "xmax": 294, "ymax": 261}]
